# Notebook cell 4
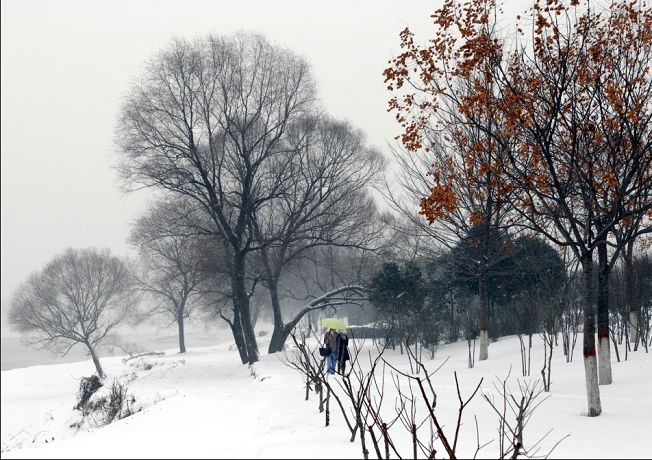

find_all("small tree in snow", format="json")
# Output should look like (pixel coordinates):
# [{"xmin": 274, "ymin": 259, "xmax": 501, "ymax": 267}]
[{"xmin": 8, "ymin": 248, "xmax": 137, "ymax": 377}]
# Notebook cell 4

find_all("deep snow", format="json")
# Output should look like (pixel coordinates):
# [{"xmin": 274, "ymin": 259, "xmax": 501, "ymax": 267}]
[{"xmin": 1, "ymin": 333, "xmax": 650, "ymax": 459}]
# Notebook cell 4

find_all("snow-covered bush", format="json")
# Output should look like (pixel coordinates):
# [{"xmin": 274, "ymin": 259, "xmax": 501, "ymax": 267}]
[
  {"xmin": 74, "ymin": 375, "xmax": 103, "ymax": 410},
  {"xmin": 71, "ymin": 379, "xmax": 137, "ymax": 430}
]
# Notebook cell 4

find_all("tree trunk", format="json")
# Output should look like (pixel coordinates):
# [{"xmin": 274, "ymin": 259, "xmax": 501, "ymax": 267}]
[
  {"xmin": 230, "ymin": 307, "xmax": 250, "ymax": 365},
  {"xmin": 318, "ymin": 383, "xmax": 324, "ymax": 412},
  {"xmin": 629, "ymin": 310, "xmax": 639, "ymax": 346},
  {"xmin": 267, "ymin": 280, "xmax": 287, "ymax": 354},
  {"xmin": 479, "ymin": 250, "xmax": 489, "ymax": 361},
  {"xmin": 412, "ymin": 423, "xmax": 417, "ymax": 459},
  {"xmin": 581, "ymin": 254, "xmax": 601, "ymax": 416},
  {"xmin": 268, "ymin": 331, "xmax": 289, "ymax": 354},
  {"xmin": 325, "ymin": 385, "xmax": 331, "ymax": 427},
  {"xmin": 547, "ymin": 336, "xmax": 552, "ymax": 391},
  {"xmin": 468, "ymin": 339, "xmax": 474, "ymax": 368},
  {"xmin": 86, "ymin": 342, "xmax": 105, "ymax": 378},
  {"xmin": 359, "ymin": 416, "xmax": 369, "ymax": 459},
  {"xmin": 177, "ymin": 310, "xmax": 187, "ymax": 353},
  {"xmin": 519, "ymin": 335, "xmax": 526, "ymax": 376},
  {"xmin": 383, "ymin": 423, "xmax": 390, "ymax": 459},
  {"xmin": 528, "ymin": 333, "xmax": 532, "ymax": 376},
  {"xmin": 597, "ymin": 243, "xmax": 612, "ymax": 385},
  {"xmin": 623, "ymin": 244, "xmax": 638, "ymax": 346},
  {"xmin": 369, "ymin": 427, "xmax": 382, "ymax": 460},
  {"xmin": 233, "ymin": 252, "xmax": 259, "ymax": 364},
  {"xmin": 478, "ymin": 201, "xmax": 492, "ymax": 362},
  {"xmin": 479, "ymin": 328, "xmax": 489, "ymax": 361}
]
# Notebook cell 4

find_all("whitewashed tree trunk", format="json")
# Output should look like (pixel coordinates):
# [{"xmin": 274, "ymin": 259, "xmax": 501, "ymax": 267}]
[
  {"xmin": 598, "ymin": 335, "xmax": 612, "ymax": 385},
  {"xmin": 584, "ymin": 354, "xmax": 602, "ymax": 416},
  {"xmin": 624, "ymin": 242, "xmax": 637, "ymax": 346},
  {"xmin": 581, "ymin": 255, "xmax": 601, "ymax": 417},
  {"xmin": 629, "ymin": 310, "xmax": 638, "ymax": 345},
  {"xmin": 596, "ymin": 244, "xmax": 612, "ymax": 385},
  {"xmin": 479, "ymin": 329, "xmax": 489, "ymax": 361}
]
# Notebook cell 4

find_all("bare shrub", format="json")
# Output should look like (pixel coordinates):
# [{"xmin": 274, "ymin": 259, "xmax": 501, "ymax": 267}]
[
  {"xmin": 102, "ymin": 380, "xmax": 136, "ymax": 424},
  {"xmin": 72, "ymin": 379, "xmax": 137, "ymax": 429},
  {"xmin": 285, "ymin": 329, "xmax": 566, "ymax": 459},
  {"xmin": 75, "ymin": 375, "xmax": 103, "ymax": 410}
]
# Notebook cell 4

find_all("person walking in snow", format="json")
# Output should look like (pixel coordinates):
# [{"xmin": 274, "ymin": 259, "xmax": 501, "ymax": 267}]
[
  {"xmin": 335, "ymin": 330, "xmax": 350, "ymax": 374},
  {"xmin": 324, "ymin": 328, "xmax": 338, "ymax": 375}
]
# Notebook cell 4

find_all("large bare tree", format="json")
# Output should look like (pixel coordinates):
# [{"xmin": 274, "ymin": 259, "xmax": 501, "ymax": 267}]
[
  {"xmin": 116, "ymin": 33, "xmax": 317, "ymax": 364},
  {"xmin": 252, "ymin": 116, "xmax": 384, "ymax": 353},
  {"xmin": 8, "ymin": 248, "xmax": 136, "ymax": 377}
]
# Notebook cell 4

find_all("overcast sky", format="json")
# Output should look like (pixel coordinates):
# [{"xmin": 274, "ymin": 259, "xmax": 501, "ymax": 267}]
[{"xmin": 1, "ymin": 0, "xmax": 526, "ymax": 334}]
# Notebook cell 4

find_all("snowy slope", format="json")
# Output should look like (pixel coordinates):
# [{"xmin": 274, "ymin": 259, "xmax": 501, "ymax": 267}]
[{"xmin": 1, "ymin": 335, "xmax": 651, "ymax": 459}]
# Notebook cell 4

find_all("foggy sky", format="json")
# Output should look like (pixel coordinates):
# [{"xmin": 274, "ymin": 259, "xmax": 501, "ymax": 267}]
[{"xmin": 1, "ymin": 0, "xmax": 524, "ymax": 335}]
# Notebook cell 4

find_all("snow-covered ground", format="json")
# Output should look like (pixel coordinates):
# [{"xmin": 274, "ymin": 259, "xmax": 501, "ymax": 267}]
[{"xmin": 1, "ymin": 334, "xmax": 650, "ymax": 459}]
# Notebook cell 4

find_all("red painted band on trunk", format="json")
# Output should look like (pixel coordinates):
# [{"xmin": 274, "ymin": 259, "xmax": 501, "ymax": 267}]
[
  {"xmin": 629, "ymin": 309, "xmax": 637, "ymax": 313},
  {"xmin": 584, "ymin": 348, "xmax": 597, "ymax": 357},
  {"xmin": 598, "ymin": 332, "xmax": 609, "ymax": 339},
  {"xmin": 480, "ymin": 327, "xmax": 488, "ymax": 332}
]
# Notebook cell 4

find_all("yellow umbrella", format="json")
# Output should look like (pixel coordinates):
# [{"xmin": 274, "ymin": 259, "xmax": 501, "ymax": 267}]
[{"xmin": 320, "ymin": 317, "xmax": 347, "ymax": 330}]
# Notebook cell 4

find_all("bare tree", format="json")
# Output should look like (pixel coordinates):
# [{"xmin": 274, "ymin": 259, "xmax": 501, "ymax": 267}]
[
  {"xmin": 8, "ymin": 248, "xmax": 136, "ymax": 377},
  {"xmin": 559, "ymin": 254, "xmax": 582, "ymax": 363},
  {"xmin": 130, "ymin": 199, "xmax": 207, "ymax": 353},
  {"xmin": 482, "ymin": 373, "xmax": 567, "ymax": 459},
  {"xmin": 376, "ymin": 349, "xmax": 563, "ymax": 459},
  {"xmin": 513, "ymin": 0, "xmax": 651, "ymax": 401},
  {"xmin": 285, "ymin": 328, "xmax": 563, "ymax": 459},
  {"xmin": 284, "ymin": 330, "xmax": 360, "ymax": 439},
  {"xmin": 252, "ymin": 116, "xmax": 384, "ymax": 353},
  {"xmin": 117, "ymin": 33, "xmax": 317, "ymax": 364},
  {"xmin": 282, "ymin": 330, "xmax": 326, "ymax": 407},
  {"xmin": 382, "ymin": 117, "xmax": 515, "ymax": 364}
]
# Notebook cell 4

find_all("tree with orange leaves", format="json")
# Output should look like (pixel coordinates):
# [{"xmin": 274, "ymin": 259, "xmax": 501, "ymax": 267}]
[
  {"xmin": 497, "ymin": 0, "xmax": 652, "ymax": 415},
  {"xmin": 384, "ymin": 0, "xmax": 517, "ymax": 362},
  {"xmin": 385, "ymin": 0, "xmax": 652, "ymax": 418},
  {"xmin": 589, "ymin": 0, "xmax": 652, "ymax": 370}
]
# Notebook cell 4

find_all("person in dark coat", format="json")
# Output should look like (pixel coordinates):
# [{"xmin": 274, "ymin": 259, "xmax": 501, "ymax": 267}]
[
  {"xmin": 324, "ymin": 328, "xmax": 338, "ymax": 375},
  {"xmin": 335, "ymin": 330, "xmax": 350, "ymax": 374}
]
